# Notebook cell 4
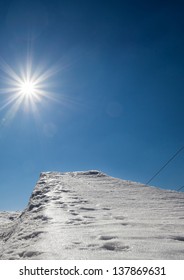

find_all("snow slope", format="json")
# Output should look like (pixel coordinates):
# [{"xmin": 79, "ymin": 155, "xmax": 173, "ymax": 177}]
[{"xmin": 0, "ymin": 171, "xmax": 184, "ymax": 259}]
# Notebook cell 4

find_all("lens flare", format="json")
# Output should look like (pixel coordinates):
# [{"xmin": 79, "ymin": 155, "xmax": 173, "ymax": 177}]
[{"xmin": 0, "ymin": 57, "xmax": 60, "ymax": 122}]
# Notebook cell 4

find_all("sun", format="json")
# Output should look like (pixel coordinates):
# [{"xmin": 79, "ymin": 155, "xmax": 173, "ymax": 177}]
[
  {"xmin": 0, "ymin": 56, "xmax": 61, "ymax": 121},
  {"xmin": 20, "ymin": 80, "xmax": 36, "ymax": 96},
  {"xmin": 0, "ymin": 55, "xmax": 63, "ymax": 124}
]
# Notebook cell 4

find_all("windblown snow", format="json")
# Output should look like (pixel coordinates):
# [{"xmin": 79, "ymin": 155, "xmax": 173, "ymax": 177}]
[{"xmin": 0, "ymin": 171, "xmax": 184, "ymax": 259}]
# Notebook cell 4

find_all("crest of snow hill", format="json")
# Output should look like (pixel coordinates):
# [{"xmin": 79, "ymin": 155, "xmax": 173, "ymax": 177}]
[{"xmin": 0, "ymin": 170, "xmax": 184, "ymax": 259}]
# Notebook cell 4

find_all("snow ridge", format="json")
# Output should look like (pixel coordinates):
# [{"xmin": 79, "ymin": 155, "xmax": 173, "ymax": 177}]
[{"xmin": 0, "ymin": 171, "xmax": 184, "ymax": 259}]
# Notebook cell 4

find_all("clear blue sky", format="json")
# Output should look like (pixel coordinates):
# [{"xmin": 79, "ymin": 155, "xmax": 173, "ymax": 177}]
[{"xmin": 0, "ymin": 0, "xmax": 184, "ymax": 210}]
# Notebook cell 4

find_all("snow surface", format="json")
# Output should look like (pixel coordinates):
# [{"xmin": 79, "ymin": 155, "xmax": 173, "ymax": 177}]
[{"xmin": 0, "ymin": 170, "xmax": 184, "ymax": 260}]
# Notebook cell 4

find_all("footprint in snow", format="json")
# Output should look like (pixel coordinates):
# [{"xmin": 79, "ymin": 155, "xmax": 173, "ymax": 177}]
[
  {"xmin": 171, "ymin": 236, "xmax": 184, "ymax": 242},
  {"xmin": 61, "ymin": 189, "xmax": 71, "ymax": 193},
  {"xmin": 99, "ymin": 235, "xmax": 118, "ymax": 241},
  {"xmin": 121, "ymin": 223, "xmax": 129, "ymax": 226},
  {"xmin": 79, "ymin": 207, "xmax": 96, "ymax": 211},
  {"xmin": 101, "ymin": 241, "xmax": 130, "ymax": 252},
  {"xmin": 18, "ymin": 250, "xmax": 42, "ymax": 258},
  {"xmin": 68, "ymin": 209, "xmax": 79, "ymax": 216},
  {"xmin": 65, "ymin": 218, "xmax": 83, "ymax": 225},
  {"xmin": 114, "ymin": 215, "xmax": 126, "ymax": 220}
]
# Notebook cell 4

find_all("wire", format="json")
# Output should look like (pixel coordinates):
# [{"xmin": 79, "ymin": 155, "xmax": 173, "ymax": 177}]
[
  {"xmin": 146, "ymin": 145, "xmax": 184, "ymax": 185},
  {"xmin": 177, "ymin": 185, "xmax": 184, "ymax": 191}
]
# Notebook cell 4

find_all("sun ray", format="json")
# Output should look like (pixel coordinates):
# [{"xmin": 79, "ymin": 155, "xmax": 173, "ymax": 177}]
[{"xmin": 0, "ymin": 57, "xmax": 61, "ymax": 122}]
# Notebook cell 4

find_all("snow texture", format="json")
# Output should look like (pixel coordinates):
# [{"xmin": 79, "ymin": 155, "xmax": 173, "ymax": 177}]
[{"xmin": 0, "ymin": 170, "xmax": 184, "ymax": 259}]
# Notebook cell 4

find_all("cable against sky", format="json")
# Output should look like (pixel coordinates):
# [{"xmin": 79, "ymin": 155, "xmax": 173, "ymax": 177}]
[{"xmin": 146, "ymin": 145, "xmax": 184, "ymax": 186}]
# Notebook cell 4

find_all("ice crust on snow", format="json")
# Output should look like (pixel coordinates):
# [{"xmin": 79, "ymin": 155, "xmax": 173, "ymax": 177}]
[{"xmin": 0, "ymin": 170, "xmax": 184, "ymax": 259}]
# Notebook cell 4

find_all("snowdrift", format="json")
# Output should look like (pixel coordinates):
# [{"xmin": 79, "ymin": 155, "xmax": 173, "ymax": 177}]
[{"xmin": 0, "ymin": 171, "xmax": 184, "ymax": 259}]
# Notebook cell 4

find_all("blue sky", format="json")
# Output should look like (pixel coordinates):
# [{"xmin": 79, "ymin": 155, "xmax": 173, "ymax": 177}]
[{"xmin": 0, "ymin": 0, "xmax": 184, "ymax": 210}]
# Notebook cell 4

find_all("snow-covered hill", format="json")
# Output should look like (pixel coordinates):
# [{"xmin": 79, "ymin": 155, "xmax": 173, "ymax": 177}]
[{"xmin": 0, "ymin": 171, "xmax": 184, "ymax": 259}]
